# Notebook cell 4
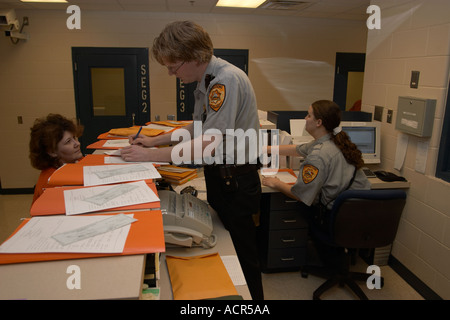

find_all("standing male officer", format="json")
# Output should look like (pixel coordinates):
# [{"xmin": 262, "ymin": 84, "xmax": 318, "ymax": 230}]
[{"xmin": 120, "ymin": 20, "xmax": 264, "ymax": 300}]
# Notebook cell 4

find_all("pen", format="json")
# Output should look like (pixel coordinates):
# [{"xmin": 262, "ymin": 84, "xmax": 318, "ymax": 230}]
[{"xmin": 134, "ymin": 126, "xmax": 143, "ymax": 140}]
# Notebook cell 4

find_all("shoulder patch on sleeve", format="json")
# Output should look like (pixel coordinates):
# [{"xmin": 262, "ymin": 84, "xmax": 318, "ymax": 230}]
[
  {"xmin": 302, "ymin": 164, "xmax": 319, "ymax": 184},
  {"xmin": 209, "ymin": 84, "xmax": 226, "ymax": 112}
]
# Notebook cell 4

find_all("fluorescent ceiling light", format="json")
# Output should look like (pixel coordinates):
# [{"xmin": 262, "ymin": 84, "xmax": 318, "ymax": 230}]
[
  {"xmin": 21, "ymin": 0, "xmax": 68, "ymax": 3},
  {"xmin": 216, "ymin": 0, "xmax": 266, "ymax": 9}
]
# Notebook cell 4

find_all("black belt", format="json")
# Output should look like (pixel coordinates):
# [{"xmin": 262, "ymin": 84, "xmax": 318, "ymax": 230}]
[{"xmin": 204, "ymin": 163, "xmax": 260, "ymax": 177}]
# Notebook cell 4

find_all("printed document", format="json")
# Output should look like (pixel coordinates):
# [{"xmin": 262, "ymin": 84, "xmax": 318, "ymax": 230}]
[
  {"xmin": 83, "ymin": 163, "xmax": 161, "ymax": 186},
  {"xmin": 0, "ymin": 214, "xmax": 135, "ymax": 254},
  {"xmin": 103, "ymin": 139, "xmax": 130, "ymax": 148},
  {"xmin": 64, "ymin": 180, "xmax": 159, "ymax": 215}
]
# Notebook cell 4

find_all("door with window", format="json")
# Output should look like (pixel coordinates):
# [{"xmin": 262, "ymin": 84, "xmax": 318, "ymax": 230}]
[
  {"xmin": 177, "ymin": 49, "xmax": 249, "ymax": 120},
  {"xmin": 72, "ymin": 48, "xmax": 150, "ymax": 154},
  {"xmin": 333, "ymin": 52, "xmax": 365, "ymax": 111}
]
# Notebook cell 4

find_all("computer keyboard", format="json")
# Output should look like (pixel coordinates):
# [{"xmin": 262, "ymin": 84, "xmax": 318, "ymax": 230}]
[{"xmin": 362, "ymin": 167, "xmax": 376, "ymax": 178}]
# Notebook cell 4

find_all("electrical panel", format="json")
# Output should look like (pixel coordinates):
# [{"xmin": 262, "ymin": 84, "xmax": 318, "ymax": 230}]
[{"xmin": 395, "ymin": 96, "xmax": 436, "ymax": 137}]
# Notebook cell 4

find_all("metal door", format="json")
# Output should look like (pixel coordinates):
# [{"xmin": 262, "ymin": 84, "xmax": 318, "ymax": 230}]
[{"xmin": 72, "ymin": 47, "xmax": 150, "ymax": 154}]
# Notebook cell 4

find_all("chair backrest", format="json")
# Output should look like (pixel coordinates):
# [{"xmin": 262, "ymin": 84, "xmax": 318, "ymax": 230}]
[{"xmin": 329, "ymin": 189, "xmax": 407, "ymax": 249}]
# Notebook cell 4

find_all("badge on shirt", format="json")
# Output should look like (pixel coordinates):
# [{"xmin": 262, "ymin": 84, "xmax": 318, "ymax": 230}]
[
  {"xmin": 209, "ymin": 84, "xmax": 226, "ymax": 112},
  {"xmin": 302, "ymin": 164, "xmax": 319, "ymax": 184}
]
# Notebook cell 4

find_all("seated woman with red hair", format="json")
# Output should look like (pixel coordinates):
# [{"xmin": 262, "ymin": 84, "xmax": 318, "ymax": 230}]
[{"xmin": 29, "ymin": 114, "xmax": 84, "ymax": 204}]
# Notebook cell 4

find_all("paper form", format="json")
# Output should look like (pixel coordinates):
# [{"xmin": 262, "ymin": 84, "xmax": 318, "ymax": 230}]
[
  {"xmin": 52, "ymin": 214, "xmax": 137, "ymax": 246},
  {"xmin": 83, "ymin": 163, "xmax": 162, "ymax": 186},
  {"xmin": 0, "ymin": 214, "xmax": 135, "ymax": 254},
  {"xmin": 261, "ymin": 170, "xmax": 298, "ymax": 184},
  {"xmin": 415, "ymin": 139, "xmax": 429, "ymax": 174},
  {"xmin": 103, "ymin": 139, "xmax": 130, "ymax": 148},
  {"xmin": 64, "ymin": 180, "xmax": 159, "ymax": 216},
  {"xmin": 220, "ymin": 255, "xmax": 247, "ymax": 286},
  {"xmin": 103, "ymin": 156, "xmax": 170, "ymax": 166},
  {"xmin": 144, "ymin": 124, "xmax": 174, "ymax": 132},
  {"xmin": 394, "ymin": 132, "xmax": 409, "ymax": 171}
]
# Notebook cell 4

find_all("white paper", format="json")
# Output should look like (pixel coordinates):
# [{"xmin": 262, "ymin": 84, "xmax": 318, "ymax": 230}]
[
  {"xmin": 261, "ymin": 170, "xmax": 298, "ymax": 184},
  {"xmin": 144, "ymin": 124, "xmax": 175, "ymax": 132},
  {"xmin": 415, "ymin": 139, "xmax": 429, "ymax": 174},
  {"xmin": 64, "ymin": 180, "xmax": 159, "ymax": 216},
  {"xmin": 83, "ymin": 163, "xmax": 161, "ymax": 186},
  {"xmin": 0, "ymin": 214, "xmax": 135, "ymax": 254},
  {"xmin": 394, "ymin": 132, "xmax": 409, "ymax": 171},
  {"xmin": 104, "ymin": 156, "xmax": 170, "ymax": 166},
  {"xmin": 103, "ymin": 139, "xmax": 130, "ymax": 148},
  {"xmin": 290, "ymin": 119, "xmax": 309, "ymax": 137},
  {"xmin": 220, "ymin": 255, "xmax": 247, "ymax": 286},
  {"xmin": 52, "ymin": 214, "xmax": 137, "ymax": 246},
  {"xmin": 103, "ymin": 149, "xmax": 122, "ymax": 156}
]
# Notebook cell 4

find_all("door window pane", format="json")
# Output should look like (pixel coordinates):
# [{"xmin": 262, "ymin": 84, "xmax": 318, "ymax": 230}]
[
  {"xmin": 91, "ymin": 68, "xmax": 126, "ymax": 116},
  {"xmin": 346, "ymin": 71, "xmax": 364, "ymax": 110}
]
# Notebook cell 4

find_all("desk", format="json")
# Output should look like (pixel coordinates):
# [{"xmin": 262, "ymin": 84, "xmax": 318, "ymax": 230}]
[
  {"xmin": 0, "ymin": 255, "xmax": 145, "ymax": 300},
  {"xmin": 368, "ymin": 177, "xmax": 410, "ymax": 189},
  {"xmin": 85, "ymin": 151, "xmax": 251, "ymax": 299}
]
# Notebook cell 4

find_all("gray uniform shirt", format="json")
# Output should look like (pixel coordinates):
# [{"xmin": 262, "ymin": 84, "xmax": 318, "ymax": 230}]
[
  {"xmin": 193, "ymin": 56, "xmax": 260, "ymax": 164},
  {"xmin": 291, "ymin": 134, "xmax": 370, "ymax": 209}
]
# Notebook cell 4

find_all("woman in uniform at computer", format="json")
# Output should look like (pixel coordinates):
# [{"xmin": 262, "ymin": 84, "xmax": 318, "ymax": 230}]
[
  {"xmin": 262, "ymin": 100, "xmax": 370, "ymax": 219},
  {"xmin": 29, "ymin": 114, "xmax": 84, "ymax": 204}
]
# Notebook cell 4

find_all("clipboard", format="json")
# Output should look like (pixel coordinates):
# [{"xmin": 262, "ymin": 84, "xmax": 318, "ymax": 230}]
[
  {"xmin": 0, "ymin": 210, "xmax": 166, "ymax": 265},
  {"xmin": 30, "ymin": 182, "xmax": 160, "ymax": 216}
]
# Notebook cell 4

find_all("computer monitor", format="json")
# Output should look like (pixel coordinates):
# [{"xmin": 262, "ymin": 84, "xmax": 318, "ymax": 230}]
[{"xmin": 340, "ymin": 121, "xmax": 381, "ymax": 164}]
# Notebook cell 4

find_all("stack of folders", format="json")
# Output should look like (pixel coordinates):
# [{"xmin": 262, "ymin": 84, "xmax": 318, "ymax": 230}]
[{"xmin": 157, "ymin": 165, "xmax": 198, "ymax": 185}]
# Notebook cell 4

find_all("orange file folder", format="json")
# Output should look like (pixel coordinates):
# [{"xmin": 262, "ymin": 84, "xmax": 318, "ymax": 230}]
[
  {"xmin": 0, "ymin": 211, "xmax": 166, "ymax": 265},
  {"xmin": 47, "ymin": 162, "xmax": 155, "ymax": 186},
  {"xmin": 108, "ymin": 127, "xmax": 166, "ymax": 138},
  {"xmin": 47, "ymin": 163, "xmax": 86, "ymax": 186},
  {"xmin": 78, "ymin": 154, "xmax": 110, "ymax": 165},
  {"xmin": 30, "ymin": 182, "xmax": 160, "ymax": 216}
]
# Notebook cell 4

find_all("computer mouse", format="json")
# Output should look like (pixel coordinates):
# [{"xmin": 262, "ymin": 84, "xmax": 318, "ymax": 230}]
[{"xmin": 375, "ymin": 170, "xmax": 389, "ymax": 177}]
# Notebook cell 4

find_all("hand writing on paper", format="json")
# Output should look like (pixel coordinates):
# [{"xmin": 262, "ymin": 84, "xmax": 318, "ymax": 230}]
[{"xmin": 121, "ymin": 144, "xmax": 153, "ymax": 162}]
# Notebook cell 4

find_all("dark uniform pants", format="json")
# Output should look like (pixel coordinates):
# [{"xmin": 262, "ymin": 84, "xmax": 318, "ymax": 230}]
[{"xmin": 204, "ymin": 165, "xmax": 264, "ymax": 300}]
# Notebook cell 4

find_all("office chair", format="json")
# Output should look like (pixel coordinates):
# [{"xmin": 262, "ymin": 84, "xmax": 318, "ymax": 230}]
[{"xmin": 302, "ymin": 189, "xmax": 407, "ymax": 300}]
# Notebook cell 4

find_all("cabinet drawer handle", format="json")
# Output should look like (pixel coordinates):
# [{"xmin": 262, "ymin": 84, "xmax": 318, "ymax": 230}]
[
  {"xmin": 284, "ymin": 200, "xmax": 297, "ymax": 203},
  {"xmin": 281, "ymin": 238, "xmax": 296, "ymax": 243},
  {"xmin": 280, "ymin": 257, "xmax": 295, "ymax": 261},
  {"xmin": 282, "ymin": 219, "xmax": 297, "ymax": 223}
]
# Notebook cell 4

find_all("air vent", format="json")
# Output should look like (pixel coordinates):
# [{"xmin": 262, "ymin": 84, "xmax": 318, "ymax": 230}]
[{"xmin": 260, "ymin": 0, "xmax": 311, "ymax": 10}]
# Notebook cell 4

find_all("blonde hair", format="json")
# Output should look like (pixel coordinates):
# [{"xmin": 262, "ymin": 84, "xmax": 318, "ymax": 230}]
[{"xmin": 151, "ymin": 20, "xmax": 213, "ymax": 65}]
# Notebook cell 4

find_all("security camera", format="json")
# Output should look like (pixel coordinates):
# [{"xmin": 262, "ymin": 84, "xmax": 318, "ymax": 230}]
[
  {"xmin": 5, "ymin": 30, "xmax": 29, "ymax": 40},
  {"xmin": 0, "ymin": 9, "xmax": 19, "ymax": 30}
]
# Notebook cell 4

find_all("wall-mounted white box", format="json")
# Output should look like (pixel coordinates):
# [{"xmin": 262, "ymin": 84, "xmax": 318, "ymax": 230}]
[{"xmin": 395, "ymin": 96, "xmax": 436, "ymax": 137}]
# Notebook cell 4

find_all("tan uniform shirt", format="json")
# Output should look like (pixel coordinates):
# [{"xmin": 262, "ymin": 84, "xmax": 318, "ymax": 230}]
[{"xmin": 291, "ymin": 134, "xmax": 370, "ymax": 209}]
